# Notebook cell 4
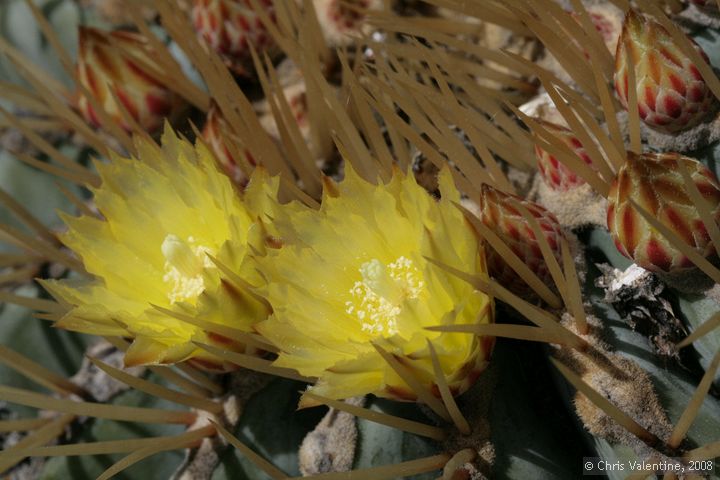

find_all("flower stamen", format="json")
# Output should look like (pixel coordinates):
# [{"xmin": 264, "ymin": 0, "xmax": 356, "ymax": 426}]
[
  {"xmin": 162, "ymin": 235, "xmax": 215, "ymax": 304},
  {"xmin": 345, "ymin": 256, "xmax": 424, "ymax": 336}
]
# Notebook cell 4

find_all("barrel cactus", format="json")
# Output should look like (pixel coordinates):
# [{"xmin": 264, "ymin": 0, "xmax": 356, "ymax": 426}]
[{"xmin": 0, "ymin": 1, "xmax": 718, "ymax": 479}]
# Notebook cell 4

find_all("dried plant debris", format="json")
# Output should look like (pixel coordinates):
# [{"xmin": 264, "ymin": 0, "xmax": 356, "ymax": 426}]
[
  {"xmin": 596, "ymin": 264, "xmax": 688, "ymax": 361},
  {"xmin": 412, "ymin": 148, "xmax": 441, "ymax": 195},
  {"xmin": 410, "ymin": 126, "xmax": 526, "ymax": 196}
]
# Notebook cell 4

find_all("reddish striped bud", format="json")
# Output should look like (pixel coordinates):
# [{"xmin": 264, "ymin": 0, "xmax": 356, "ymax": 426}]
[
  {"xmin": 479, "ymin": 185, "xmax": 565, "ymax": 296},
  {"xmin": 259, "ymin": 81, "xmax": 310, "ymax": 140},
  {"xmin": 607, "ymin": 152, "xmax": 720, "ymax": 273},
  {"xmin": 191, "ymin": 0, "xmax": 277, "ymax": 77},
  {"xmin": 569, "ymin": 6, "xmax": 622, "ymax": 55},
  {"xmin": 202, "ymin": 103, "xmax": 256, "ymax": 186},
  {"xmin": 614, "ymin": 10, "xmax": 715, "ymax": 133},
  {"xmin": 76, "ymin": 27, "xmax": 187, "ymax": 134},
  {"xmin": 534, "ymin": 121, "xmax": 595, "ymax": 191}
]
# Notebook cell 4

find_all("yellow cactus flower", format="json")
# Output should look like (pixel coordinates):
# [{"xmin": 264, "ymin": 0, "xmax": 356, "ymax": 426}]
[
  {"xmin": 256, "ymin": 167, "xmax": 494, "ymax": 403},
  {"xmin": 42, "ymin": 129, "xmax": 276, "ymax": 371}
]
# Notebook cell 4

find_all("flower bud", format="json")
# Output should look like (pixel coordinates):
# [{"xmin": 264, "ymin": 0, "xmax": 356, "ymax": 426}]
[
  {"xmin": 533, "ymin": 120, "xmax": 595, "ymax": 191},
  {"xmin": 76, "ymin": 27, "xmax": 187, "ymax": 134},
  {"xmin": 614, "ymin": 10, "xmax": 715, "ymax": 133},
  {"xmin": 201, "ymin": 103, "xmax": 255, "ymax": 186},
  {"xmin": 569, "ymin": 6, "xmax": 622, "ymax": 55},
  {"xmin": 191, "ymin": 0, "xmax": 278, "ymax": 77},
  {"xmin": 479, "ymin": 185, "xmax": 565, "ymax": 296},
  {"xmin": 607, "ymin": 152, "xmax": 720, "ymax": 272}
]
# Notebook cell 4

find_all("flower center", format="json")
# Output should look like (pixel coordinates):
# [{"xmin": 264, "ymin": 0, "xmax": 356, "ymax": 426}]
[
  {"xmin": 161, "ymin": 235, "xmax": 215, "ymax": 304},
  {"xmin": 345, "ymin": 256, "xmax": 424, "ymax": 336}
]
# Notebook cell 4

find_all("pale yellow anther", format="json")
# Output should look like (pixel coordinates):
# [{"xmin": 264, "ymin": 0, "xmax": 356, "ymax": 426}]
[
  {"xmin": 345, "ymin": 256, "xmax": 424, "ymax": 337},
  {"xmin": 161, "ymin": 235, "xmax": 215, "ymax": 304},
  {"xmin": 162, "ymin": 235, "xmax": 202, "ymax": 277}
]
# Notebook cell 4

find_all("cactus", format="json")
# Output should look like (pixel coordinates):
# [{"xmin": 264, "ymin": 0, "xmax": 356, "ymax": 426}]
[{"xmin": 0, "ymin": 1, "xmax": 719, "ymax": 480}]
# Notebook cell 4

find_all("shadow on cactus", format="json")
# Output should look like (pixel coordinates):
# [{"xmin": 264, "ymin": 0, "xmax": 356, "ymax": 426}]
[{"xmin": 0, "ymin": 0, "xmax": 719, "ymax": 479}]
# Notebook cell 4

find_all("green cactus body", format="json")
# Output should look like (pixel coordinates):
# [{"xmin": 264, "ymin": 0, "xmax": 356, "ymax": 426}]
[{"xmin": 676, "ymin": 293, "xmax": 720, "ymax": 388}]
